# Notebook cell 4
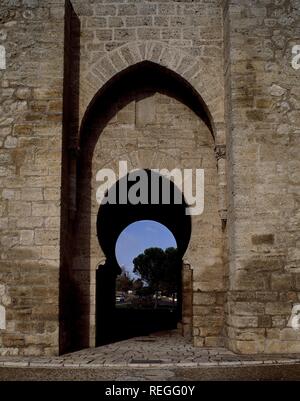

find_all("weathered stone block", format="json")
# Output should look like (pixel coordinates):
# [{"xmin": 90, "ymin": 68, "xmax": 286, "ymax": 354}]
[
  {"xmin": 138, "ymin": 3, "xmax": 157, "ymax": 16},
  {"xmin": 95, "ymin": 29, "xmax": 113, "ymax": 41},
  {"xmin": 20, "ymin": 230, "xmax": 34, "ymax": 246},
  {"xmin": 228, "ymin": 316, "xmax": 258, "ymax": 328},
  {"xmin": 118, "ymin": 4, "xmax": 137, "ymax": 16},
  {"xmin": 251, "ymin": 233, "xmax": 274, "ymax": 245},
  {"xmin": 258, "ymin": 315, "xmax": 272, "ymax": 328},
  {"xmin": 41, "ymin": 246, "xmax": 59, "ymax": 260},
  {"xmin": 234, "ymin": 340, "xmax": 265, "ymax": 354},
  {"xmin": 271, "ymin": 274, "xmax": 293, "ymax": 291},
  {"xmin": 21, "ymin": 188, "xmax": 43, "ymax": 201},
  {"xmin": 265, "ymin": 340, "xmax": 288, "ymax": 353},
  {"xmin": 137, "ymin": 27, "xmax": 160, "ymax": 40},
  {"xmin": 193, "ymin": 292, "xmax": 216, "ymax": 305},
  {"xmin": 94, "ymin": 5, "xmax": 116, "ymax": 16},
  {"xmin": 265, "ymin": 302, "xmax": 292, "ymax": 315}
]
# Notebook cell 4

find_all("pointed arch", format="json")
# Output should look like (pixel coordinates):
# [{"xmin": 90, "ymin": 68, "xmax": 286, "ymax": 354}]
[{"xmin": 80, "ymin": 41, "xmax": 225, "ymax": 143}]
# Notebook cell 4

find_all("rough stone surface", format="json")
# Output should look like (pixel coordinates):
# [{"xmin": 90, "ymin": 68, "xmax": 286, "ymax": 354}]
[
  {"xmin": 0, "ymin": 0, "xmax": 299, "ymax": 356},
  {"xmin": 1, "ymin": 330, "xmax": 300, "ymax": 370},
  {"xmin": 0, "ymin": 0, "xmax": 64, "ymax": 356},
  {"xmin": 0, "ymin": 305, "xmax": 5, "ymax": 330},
  {"xmin": 223, "ymin": 0, "xmax": 300, "ymax": 354}
]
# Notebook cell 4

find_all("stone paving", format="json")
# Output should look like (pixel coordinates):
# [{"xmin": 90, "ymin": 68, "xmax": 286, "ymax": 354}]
[{"xmin": 1, "ymin": 331, "xmax": 300, "ymax": 369}]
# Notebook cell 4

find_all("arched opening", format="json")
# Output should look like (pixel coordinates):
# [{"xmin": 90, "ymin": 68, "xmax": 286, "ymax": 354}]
[
  {"xmin": 96, "ymin": 170, "xmax": 191, "ymax": 345},
  {"xmin": 81, "ymin": 61, "xmax": 214, "ymax": 143},
  {"xmin": 115, "ymin": 220, "xmax": 177, "ymax": 271},
  {"xmin": 59, "ymin": 60, "xmax": 224, "ymax": 354}
]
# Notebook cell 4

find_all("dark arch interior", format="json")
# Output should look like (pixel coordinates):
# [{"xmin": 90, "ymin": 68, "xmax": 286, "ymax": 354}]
[
  {"xmin": 96, "ymin": 170, "xmax": 191, "ymax": 345},
  {"xmin": 97, "ymin": 170, "xmax": 191, "ymax": 270}
]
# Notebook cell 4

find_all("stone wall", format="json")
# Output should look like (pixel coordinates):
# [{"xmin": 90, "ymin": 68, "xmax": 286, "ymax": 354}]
[
  {"xmin": 225, "ymin": 0, "xmax": 300, "ymax": 353},
  {"xmin": 0, "ymin": 0, "xmax": 65, "ymax": 355},
  {"xmin": 0, "ymin": 0, "xmax": 299, "ymax": 356},
  {"xmin": 0, "ymin": 0, "xmax": 227, "ymax": 356}
]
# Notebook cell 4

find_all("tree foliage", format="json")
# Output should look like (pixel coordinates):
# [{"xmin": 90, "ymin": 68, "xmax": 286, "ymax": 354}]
[
  {"xmin": 133, "ymin": 247, "xmax": 181, "ymax": 295},
  {"xmin": 116, "ymin": 268, "xmax": 145, "ymax": 293},
  {"xmin": 116, "ymin": 267, "xmax": 133, "ymax": 293}
]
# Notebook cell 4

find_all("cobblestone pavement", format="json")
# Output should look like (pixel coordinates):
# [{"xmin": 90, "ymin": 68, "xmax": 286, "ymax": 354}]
[{"xmin": 1, "ymin": 331, "xmax": 300, "ymax": 369}]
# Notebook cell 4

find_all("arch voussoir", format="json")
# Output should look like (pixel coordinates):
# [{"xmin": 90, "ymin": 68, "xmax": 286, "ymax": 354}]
[
  {"xmin": 82, "ymin": 41, "xmax": 224, "ymax": 135},
  {"xmin": 96, "ymin": 57, "xmax": 118, "ymax": 79},
  {"xmin": 137, "ymin": 43, "xmax": 146, "ymax": 60},
  {"xmin": 148, "ymin": 42, "xmax": 164, "ymax": 63},
  {"xmin": 119, "ymin": 43, "xmax": 143, "ymax": 67},
  {"xmin": 183, "ymin": 62, "xmax": 203, "ymax": 81},
  {"xmin": 159, "ymin": 47, "xmax": 175, "ymax": 68},
  {"xmin": 108, "ymin": 51, "xmax": 128, "ymax": 72}
]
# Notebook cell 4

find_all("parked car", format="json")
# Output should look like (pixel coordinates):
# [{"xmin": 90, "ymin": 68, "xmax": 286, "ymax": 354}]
[{"xmin": 116, "ymin": 295, "xmax": 125, "ymax": 303}]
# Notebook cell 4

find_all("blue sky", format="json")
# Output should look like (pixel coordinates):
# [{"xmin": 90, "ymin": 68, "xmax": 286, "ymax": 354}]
[{"xmin": 115, "ymin": 220, "xmax": 177, "ymax": 277}]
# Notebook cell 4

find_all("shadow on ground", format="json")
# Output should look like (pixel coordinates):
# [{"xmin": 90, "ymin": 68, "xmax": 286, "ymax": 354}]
[{"xmin": 98, "ymin": 309, "xmax": 179, "ymax": 345}]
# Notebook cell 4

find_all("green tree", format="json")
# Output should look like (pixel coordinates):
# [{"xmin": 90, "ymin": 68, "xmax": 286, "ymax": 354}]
[
  {"xmin": 132, "ymin": 278, "xmax": 144, "ymax": 292},
  {"xmin": 133, "ymin": 247, "xmax": 181, "ymax": 300},
  {"xmin": 116, "ymin": 267, "xmax": 133, "ymax": 293}
]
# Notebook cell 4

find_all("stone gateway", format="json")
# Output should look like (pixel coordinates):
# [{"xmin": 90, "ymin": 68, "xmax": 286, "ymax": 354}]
[{"xmin": 0, "ymin": 0, "xmax": 299, "ymax": 356}]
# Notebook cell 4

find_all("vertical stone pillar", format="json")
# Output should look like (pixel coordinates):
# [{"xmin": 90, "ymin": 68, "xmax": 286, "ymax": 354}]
[
  {"xmin": 224, "ymin": 0, "xmax": 300, "ymax": 354},
  {"xmin": 0, "ymin": 0, "xmax": 66, "ymax": 356},
  {"xmin": 181, "ymin": 261, "xmax": 193, "ymax": 339},
  {"xmin": 59, "ymin": 0, "xmax": 81, "ymax": 354},
  {"xmin": 68, "ymin": 147, "xmax": 79, "ymax": 219},
  {"xmin": 215, "ymin": 145, "xmax": 227, "ymax": 227}
]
